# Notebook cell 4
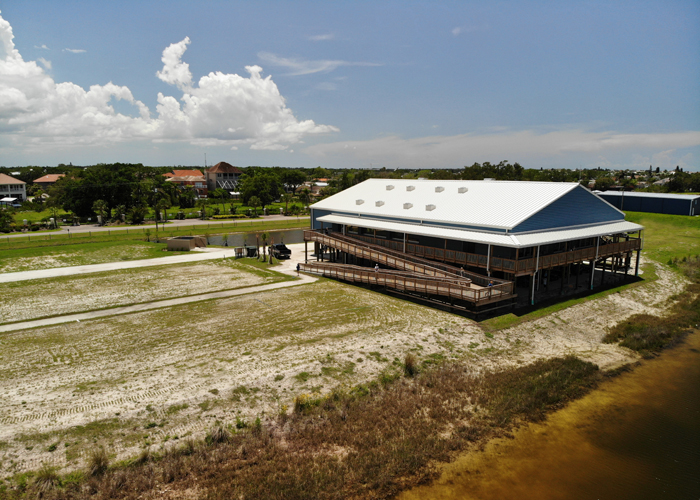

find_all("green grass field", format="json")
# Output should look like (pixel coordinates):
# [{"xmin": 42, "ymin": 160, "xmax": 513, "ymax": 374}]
[
  {"xmin": 625, "ymin": 211, "xmax": 700, "ymax": 265},
  {"xmin": 0, "ymin": 219, "xmax": 308, "ymax": 272},
  {"xmin": 13, "ymin": 201, "xmax": 304, "ymax": 225},
  {"xmin": 0, "ymin": 240, "xmax": 186, "ymax": 273}
]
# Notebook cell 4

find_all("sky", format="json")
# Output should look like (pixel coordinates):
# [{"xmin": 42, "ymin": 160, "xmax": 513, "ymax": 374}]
[{"xmin": 0, "ymin": 0, "xmax": 699, "ymax": 171}]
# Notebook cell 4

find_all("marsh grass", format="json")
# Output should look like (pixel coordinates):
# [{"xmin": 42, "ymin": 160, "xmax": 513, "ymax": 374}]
[
  {"xmin": 86, "ymin": 448, "xmax": 109, "ymax": 477},
  {"xmin": 604, "ymin": 281, "xmax": 700, "ymax": 357},
  {"xmin": 0, "ymin": 357, "xmax": 605, "ymax": 500},
  {"xmin": 403, "ymin": 353, "xmax": 419, "ymax": 377},
  {"xmin": 603, "ymin": 258, "xmax": 700, "ymax": 357}
]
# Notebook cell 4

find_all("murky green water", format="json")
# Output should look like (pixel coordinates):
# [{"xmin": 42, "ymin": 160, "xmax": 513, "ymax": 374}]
[{"xmin": 400, "ymin": 331, "xmax": 700, "ymax": 500}]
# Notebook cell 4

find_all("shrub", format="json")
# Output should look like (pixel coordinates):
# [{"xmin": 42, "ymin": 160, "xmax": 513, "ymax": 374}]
[
  {"xmin": 33, "ymin": 463, "xmax": 60, "ymax": 493},
  {"xmin": 206, "ymin": 426, "xmax": 231, "ymax": 445},
  {"xmin": 87, "ymin": 447, "xmax": 110, "ymax": 476},
  {"xmin": 403, "ymin": 353, "xmax": 419, "ymax": 377}
]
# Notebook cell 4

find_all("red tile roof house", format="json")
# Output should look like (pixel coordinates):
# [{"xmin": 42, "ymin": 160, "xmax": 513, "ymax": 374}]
[
  {"xmin": 33, "ymin": 173, "xmax": 66, "ymax": 190},
  {"xmin": 0, "ymin": 173, "xmax": 26, "ymax": 204},
  {"xmin": 165, "ymin": 174, "xmax": 208, "ymax": 198},
  {"xmin": 206, "ymin": 162, "xmax": 242, "ymax": 191}
]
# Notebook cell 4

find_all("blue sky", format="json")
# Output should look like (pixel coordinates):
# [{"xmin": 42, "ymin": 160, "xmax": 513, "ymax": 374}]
[{"xmin": 1, "ymin": 1, "xmax": 698, "ymax": 170}]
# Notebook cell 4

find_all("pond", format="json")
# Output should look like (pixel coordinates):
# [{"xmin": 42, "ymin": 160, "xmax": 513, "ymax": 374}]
[{"xmin": 400, "ymin": 331, "xmax": 700, "ymax": 500}]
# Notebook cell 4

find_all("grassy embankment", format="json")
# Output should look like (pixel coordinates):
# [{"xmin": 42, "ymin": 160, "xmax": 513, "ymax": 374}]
[
  {"xmin": 600, "ymin": 211, "xmax": 700, "ymax": 357},
  {"xmin": 0, "ymin": 356, "xmax": 604, "ymax": 500},
  {"xmin": 0, "ymin": 218, "xmax": 308, "ymax": 272}
]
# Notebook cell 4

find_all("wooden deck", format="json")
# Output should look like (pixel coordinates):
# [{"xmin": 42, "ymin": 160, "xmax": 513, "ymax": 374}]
[
  {"xmin": 300, "ymin": 262, "xmax": 512, "ymax": 306},
  {"xmin": 350, "ymin": 233, "xmax": 641, "ymax": 276},
  {"xmin": 303, "ymin": 230, "xmax": 516, "ymax": 307}
]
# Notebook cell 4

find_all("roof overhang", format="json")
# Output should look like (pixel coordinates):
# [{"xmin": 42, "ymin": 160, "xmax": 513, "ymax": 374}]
[
  {"xmin": 317, "ymin": 214, "xmax": 643, "ymax": 248},
  {"xmin": 0, "ymin": 197, "xmax": 18, "ymax": 202}
]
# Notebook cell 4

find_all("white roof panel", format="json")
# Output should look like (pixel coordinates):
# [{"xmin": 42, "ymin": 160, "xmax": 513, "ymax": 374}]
[
  {"xmin": 311, "ymin": 179, "xmax": 578, "ymax": 230},
  {"xmin": 317, "ymin": 214, "xmax": 643, "ymax": 248},
  {"xmin": 317, "ymin": 214, "xmax": 515, "ymax": 246}
]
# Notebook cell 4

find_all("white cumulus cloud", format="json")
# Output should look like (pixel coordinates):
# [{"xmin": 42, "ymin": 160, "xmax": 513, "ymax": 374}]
[
  {"xmin": 0, "ymin": 12, "xmax": 337, "ymax": 152},
  {"xmin": 63, "ymin": 48, "xmax": 86, "ymax": 53}
]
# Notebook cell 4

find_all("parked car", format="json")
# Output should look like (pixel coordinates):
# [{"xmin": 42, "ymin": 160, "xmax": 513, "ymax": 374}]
[{"xmin": 269, "ymin": 243, "xmax": 292, "ymax": 259}]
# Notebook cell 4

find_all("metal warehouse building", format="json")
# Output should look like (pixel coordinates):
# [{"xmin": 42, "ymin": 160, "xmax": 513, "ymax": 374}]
[
  {"xmin": 596, "ymin": 191, "xmax": 700, "ymax": 216},
  {"xmin": 302, "ymin": 179, "xmax": 644, "ymax": 315}
]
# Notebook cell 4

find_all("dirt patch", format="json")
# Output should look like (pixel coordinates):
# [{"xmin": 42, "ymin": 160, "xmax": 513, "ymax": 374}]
[
  {"xmin": 0, "ymin": 257, "xmax": 688, "ymax": 477},
  {"xmin": 0, "ymin": 260, "xmax": 289, "ymax": 324}
]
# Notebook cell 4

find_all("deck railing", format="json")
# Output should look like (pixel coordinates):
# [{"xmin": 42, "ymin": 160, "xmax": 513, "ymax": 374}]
[
  {"xmin": 325, "ymin": 231, "xmax": 510, "ymax": 287},
  {"xmin": 300, "ymin": 262, "xmax": 513, "ymax": 305},
  {"xmin": 350, "ymin": 233, "xmax": 641, "ymax": 275}
]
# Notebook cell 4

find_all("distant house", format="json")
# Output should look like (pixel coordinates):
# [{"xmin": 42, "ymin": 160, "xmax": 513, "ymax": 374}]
[
  {"xmin": 205, "ymin": 162, "xmax": 242, "ymax": 192},
  {"xmin": 165, "ymin": 175, "xmax": 207, "ymax": 198},
  {"xmin": 163, "ymin": 169, "xmax": 204, "ymax": 178},
  {"xmin": 162, "ymin": 169, "xmax": 207, "ymax": 197},
  {"xmin": 33, "ymin": 173, "xmax": 65, "ymax": 190},
  {"xmin": 0, "ymin": 173, "xmax": 26, "ymax": 204}
]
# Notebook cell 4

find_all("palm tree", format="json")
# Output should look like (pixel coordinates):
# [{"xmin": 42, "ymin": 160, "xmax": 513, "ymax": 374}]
[
  {"xmin": 249, "ymin": 196, "xmax": 261, "ymax": 217},
  {"xmin": 197, "ymin": 198, "xmax": 208, "ymax": 220},
  {"xmin": 92, "ymin": 199, "xmax": 109, "ymax": 226},
  {"xmin": 281, "ymin": 192, "xmax": 293, "ymax": 215},
  {"xmin": 261, "ymin": 232, "xmax": 269, "ymax": 262},
  {"xmin": 299, "ymin": 188, "xmax": 311, "ymax": 210}
]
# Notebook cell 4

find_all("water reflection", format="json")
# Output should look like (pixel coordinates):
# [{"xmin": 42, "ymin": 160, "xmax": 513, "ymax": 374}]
[{"xmin": 400, "ymin": 332, "xmax": 700, "ymax": 500}]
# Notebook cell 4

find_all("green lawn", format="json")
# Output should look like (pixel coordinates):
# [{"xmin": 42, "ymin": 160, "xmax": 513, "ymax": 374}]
[
  {"xmin": 0, "ymin": 240, "xmax": 188, "ymax": 273},
  {"xmin": 0, "ymin": 218, "xmax": 308, "ymax": 251},
  {"xmin": 13, "ymin": 201, "xmax": 304, "ymax": 225},
  {"xmin": 625, "ymin": 211, "xmax": 700, "ymax": 265}
]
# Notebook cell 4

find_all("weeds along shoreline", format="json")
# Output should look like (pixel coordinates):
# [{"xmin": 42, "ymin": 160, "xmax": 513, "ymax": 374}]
[
  {"xmin": 3, "ymin": 260, "xmax": 699, "ymax": 500},
  {"xmin": 0, "ymin": 355, "xmax": 624, "ymax": 500}
]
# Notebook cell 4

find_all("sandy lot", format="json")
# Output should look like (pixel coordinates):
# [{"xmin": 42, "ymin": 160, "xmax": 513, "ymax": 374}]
[
  {"xmin": 0, "ymin": 260, "xmax": 290, "ymax": 324},
  {"xmin": 0, "ymin": 255, "xmax": 687, "ymax": 476}
]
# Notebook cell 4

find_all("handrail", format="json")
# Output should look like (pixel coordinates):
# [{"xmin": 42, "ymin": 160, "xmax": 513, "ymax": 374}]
[
  {"xmin": 305, "ymin": 230, "xmax": 468, "ymax": 282},
  {"xmin": 327, "ymin": 231, "xmax": 508, "ymax": 286},
  {"xmin": 300, "ymin": 262, "xmax": 514, "ymax": 304},
  {"xmin": 347, "ymin": 231, "xmax": 641, "ymax": 274}
]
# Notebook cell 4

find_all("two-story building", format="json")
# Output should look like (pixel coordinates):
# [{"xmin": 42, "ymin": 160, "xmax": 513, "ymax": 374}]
[
  {"xmin": 206, "ymin": 162, "xmax": 242, "ymax": 192},
  {"xmin": 164, "ymin": 169, "xmax": 207, "ymax": 198},
  {"xmin": 0, "ymin": 173, "xmax": 27, "ymax": 204},
  {"xmin": 303, "ymin": 179, "xmax": 644, "ymax": 314}
]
